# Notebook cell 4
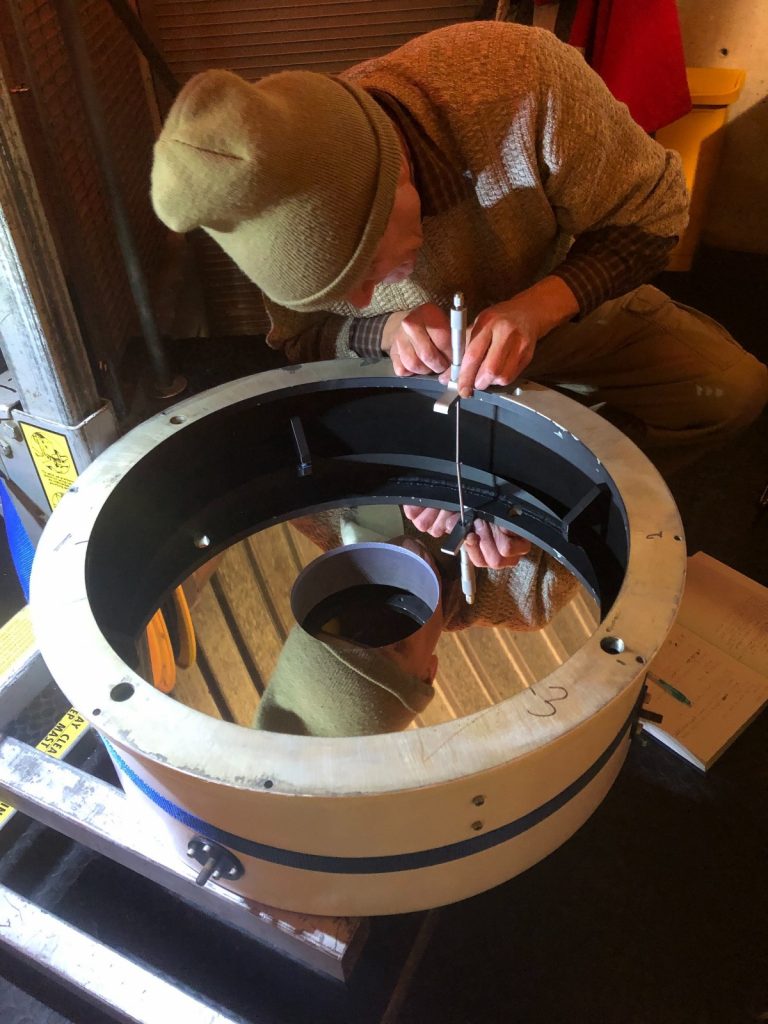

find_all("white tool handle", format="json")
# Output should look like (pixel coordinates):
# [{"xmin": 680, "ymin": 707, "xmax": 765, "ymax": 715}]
[{"xmin": 450, "ymin": 292, "xmax": 466, "ymax": 383}]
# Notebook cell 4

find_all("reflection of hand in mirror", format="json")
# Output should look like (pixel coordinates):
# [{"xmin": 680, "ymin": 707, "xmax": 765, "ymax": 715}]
[
  {"xmin": 166, "ymin": 515, "xmax": 592, "ymax": 733},
  {"xmin": 402, "ymin": 506, "xmax": 531, "ymax": 569},
  {"xmin": 464, "ymin": 520, "xmax": 532, "ymax": 570}
]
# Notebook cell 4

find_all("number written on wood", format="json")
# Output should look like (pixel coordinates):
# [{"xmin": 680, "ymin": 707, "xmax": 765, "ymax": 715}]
[{"xmin": 526, "ymin": 685, "xmax": 569, "ymax": 718}]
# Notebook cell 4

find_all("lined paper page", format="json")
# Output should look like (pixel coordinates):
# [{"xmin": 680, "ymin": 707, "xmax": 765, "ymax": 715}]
[
  {"xmin": 677, "ymin": 553, "xmax": 768, "ymax": 676},
  {"xmin": 644, "ymin": 622, "xmax": 768, "ymax": 769}
]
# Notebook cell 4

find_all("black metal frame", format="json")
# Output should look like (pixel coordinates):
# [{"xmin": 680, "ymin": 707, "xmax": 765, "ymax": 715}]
[{"xmin": 85, "ymin": 378, "xmax": 627, "ymax": 655}]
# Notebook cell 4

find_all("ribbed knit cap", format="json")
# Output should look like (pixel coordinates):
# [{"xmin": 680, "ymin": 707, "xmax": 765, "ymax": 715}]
[
  {"xmin": 150, "ymin": 68, "xmax": 402, "ymax": 311},
  {"xmin": 253, "ymin": 626, "xmax": 434, "ymax": 737}
]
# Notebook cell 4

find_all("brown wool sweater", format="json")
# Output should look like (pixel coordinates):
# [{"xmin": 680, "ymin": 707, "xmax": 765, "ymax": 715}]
[
  {"xmin": 263, "ymin": 21, "xmax": 688, "ymax": 361},
  {"xmin": 263, "ymin": 22, "xmax": 688, "ymax": 633}
]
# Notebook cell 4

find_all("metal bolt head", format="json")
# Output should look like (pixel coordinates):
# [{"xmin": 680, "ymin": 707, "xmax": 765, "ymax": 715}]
[
  {"xmin": 472, "ymin": 795, "xmax": 485, "ymax": 807},
  {"xmin": 194, "ymin": 534, "xmax": 211, "ymax": 549},
  {"xmin": 0, "ymin": 442, "xmax": 12, "ymax": 459},
  {"xmin": 471, "ymin": 820, "xmax": 483, "ymax": 831}
]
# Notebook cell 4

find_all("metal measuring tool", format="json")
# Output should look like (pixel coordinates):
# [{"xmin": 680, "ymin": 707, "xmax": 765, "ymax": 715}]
[{"xmin": 433, "ymin": 292, "xmax": 475, "ymax": 605}]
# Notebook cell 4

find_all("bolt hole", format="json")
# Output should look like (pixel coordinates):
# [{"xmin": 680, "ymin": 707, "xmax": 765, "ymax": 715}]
[
  {"xmin": 673, "ymin": 535, "xmax": 682, "ymax": 542},
  {"xmin": 635, "ymin": 655, "xmax": 646, "ymax": 665},
  {"xmin": 92, "ymin": 708, "xmax": 101, "ymax": 716},
  {"xmin": 169, "ymin": 415, "xmax": 185, "ymax": 425},
  {"xmin": 110, "ymin": 682, "xmax": 135, "ymax": 702},
  {"xmin": 600, "ymin": 635, "xmax": 625, "ymax": 655},
  {"xmin": 263, "ymin": 779, "xmax": 274, "ymax": 789},
  {"xmin": 720, "ymin": 47, "xmax": 729, "ymax": 56}
]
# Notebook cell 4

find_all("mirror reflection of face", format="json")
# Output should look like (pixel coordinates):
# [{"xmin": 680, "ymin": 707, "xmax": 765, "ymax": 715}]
[{"xmin": 343, "ymin": 151, "xmax": 423, "ymax": 309}]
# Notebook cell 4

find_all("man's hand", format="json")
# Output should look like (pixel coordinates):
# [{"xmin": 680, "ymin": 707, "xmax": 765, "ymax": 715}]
[
  {"xmin": 403, "ymin": 506, "xmax": 532, "ymax": 570},
  {"xmin": 382, "ymin": 303, "xmax": 453, "ymax": 377},
  {"xmin": 440, "ymin": 276, "xmax": 580, "ymax": 397}
]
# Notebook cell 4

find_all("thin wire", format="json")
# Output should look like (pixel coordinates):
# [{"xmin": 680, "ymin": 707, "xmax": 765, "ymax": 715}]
[{"xmin": 455, "ymin": 398, "xmax": 466, "ymax": 527}]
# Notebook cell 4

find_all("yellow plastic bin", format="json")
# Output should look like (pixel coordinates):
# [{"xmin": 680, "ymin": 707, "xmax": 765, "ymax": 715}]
[{"xmin": 656, "ymin": 67, "xmax": 746, "ymax": 271}]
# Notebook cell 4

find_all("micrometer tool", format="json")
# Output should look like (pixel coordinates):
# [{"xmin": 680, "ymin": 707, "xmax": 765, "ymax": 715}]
[{"xmin": 432, "ymin": 292, "xmax": 475, "ymax": 605}]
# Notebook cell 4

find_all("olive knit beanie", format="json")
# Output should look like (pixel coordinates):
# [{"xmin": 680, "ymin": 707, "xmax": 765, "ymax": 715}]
[
  {"xmin": 150, "ymin": 68, "xmax": 402, "ymax": 311},
  {"xmin": 253, "ymin": 626, "xmax": 435, "ymax": 737}
]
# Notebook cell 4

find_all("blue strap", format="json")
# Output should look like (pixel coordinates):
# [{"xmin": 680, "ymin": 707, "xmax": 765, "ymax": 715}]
[
  {"xmin": 104, "ymin": 704, "xmax": 634, "ymax": 875},
  {"xmin": 0, "ymin": 478, "xmax": 35, "ymax": 600}
]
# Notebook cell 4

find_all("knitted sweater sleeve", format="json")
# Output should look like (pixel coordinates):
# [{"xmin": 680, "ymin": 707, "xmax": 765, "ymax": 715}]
[
  {"xmin": 263, "ymin": 295, "xmax": 356, "ymax": 362},
  {"xmin": 264, "ymin": 296, "xmax": 391, "ymax": 362},
  {"xmin": 532, "ymin": 32, "xmax": 689, "ymax": 248}
]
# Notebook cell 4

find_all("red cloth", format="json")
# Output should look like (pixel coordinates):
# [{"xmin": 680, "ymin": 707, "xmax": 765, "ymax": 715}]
[{"xmin": 569, "ymin": 0, "xmax": 691, "ymax": 133}]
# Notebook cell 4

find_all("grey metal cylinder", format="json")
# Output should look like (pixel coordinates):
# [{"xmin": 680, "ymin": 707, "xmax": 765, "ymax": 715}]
[{"xmin": 290, "ymin": 541, "xmax": 444, "ymax": 684}]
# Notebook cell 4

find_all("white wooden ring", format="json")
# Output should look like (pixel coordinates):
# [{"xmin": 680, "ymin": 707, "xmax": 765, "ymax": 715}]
[{"xmin": 30, "ymin": 360, "xmax": 685, "ymax": 915}]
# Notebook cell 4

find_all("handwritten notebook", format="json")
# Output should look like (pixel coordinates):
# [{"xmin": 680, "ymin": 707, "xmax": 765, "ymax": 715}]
[{"xmin": 641, "ymin": 552, "xmax": 768, "ymax": 771}]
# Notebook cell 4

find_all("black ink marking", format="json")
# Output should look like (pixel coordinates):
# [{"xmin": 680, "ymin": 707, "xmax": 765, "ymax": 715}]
[{"xmin": 527, "ymin": 685, "xmax": 569, "ymax": 718}]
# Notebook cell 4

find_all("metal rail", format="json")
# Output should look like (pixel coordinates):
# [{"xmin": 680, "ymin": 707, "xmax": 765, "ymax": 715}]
[
  {"xmin": 0, "ymin": 881, "xmax": 249, "ymax": 1024},
  {"xmin": 0, "ymin": 734, "xmax": 360, "ymax": 981}
]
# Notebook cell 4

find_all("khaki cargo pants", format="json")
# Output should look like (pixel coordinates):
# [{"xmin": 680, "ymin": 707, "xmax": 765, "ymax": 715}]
[{"xmin": 527, "ymin": 285, "xmax": 768, "ymax": 476}]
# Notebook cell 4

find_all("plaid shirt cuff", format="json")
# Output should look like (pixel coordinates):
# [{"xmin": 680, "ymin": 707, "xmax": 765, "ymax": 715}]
[
  {"xmin": 349, "ymin": 314, "xmax": 390, "ymax": 358},
  {"xmin": 551, "ymin": 225, "xmax": 678, "ymax": 316}
]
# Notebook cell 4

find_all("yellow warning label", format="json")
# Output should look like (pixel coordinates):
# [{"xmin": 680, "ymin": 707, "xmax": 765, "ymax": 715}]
[
  {"xmin": 20, "ymin": 423, "xmax": 78, "ymax": 510},
  {"xmin": 0, "ymin": 606, "xmax": 34, "ymax": 677},
  {"xmin": 0, "ymin": 708, "xmax": 88, "ymax": 828}
]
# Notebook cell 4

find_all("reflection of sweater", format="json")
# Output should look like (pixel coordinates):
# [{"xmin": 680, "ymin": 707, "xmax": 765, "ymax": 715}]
[
  {"xmin": 293, "ymin": 512, "xmax": 580, "ymax": 634},
  {"xmin": 265, "ymin": 21, "xmax": 688, "ymax": 362}
]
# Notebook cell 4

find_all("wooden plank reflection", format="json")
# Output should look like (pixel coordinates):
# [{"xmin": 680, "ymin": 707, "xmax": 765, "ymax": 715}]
[{"xmin": 174, "ymin": 524, "xmax": 599, "ymax": 728}]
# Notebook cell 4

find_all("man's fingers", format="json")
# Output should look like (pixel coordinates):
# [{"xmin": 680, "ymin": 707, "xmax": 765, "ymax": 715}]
[
  {"xmin": 492, "ymin": 525, "xmax": 531, "ymax": 559},
  {"xmin": 389, "ymin": 345, "xmax": 409, "ymax": 377},
  {"xmin": 403, "ymin": 506, "xmax": 459, "ymax": 538},
  {"xmin": 457, "ymin": 325, "xmax": 492, "ymax": 397},
  {"xmin": 396, "ymin": 339, "xmax": 432, "ymax": 376},
  {"xmin": 464, "ymin": 520, "xmax": 530, "ymax": 569},
  {"xmin": 474, "ymin": 334, "xmax": 518, "ymax": 391},
  {"xmin": 401, "ymin": 319, "xmax": 450, "ymax": 374},
  {"xmin": 423, "ymin": 509, "xmax": 459, "ymax": 537},
  {"xmin": 403, "ymin": 504, "xmax": 433, "ymax": 526},
  {"xmin": 474, "ymin": 328, "xmax": 526, "ymax": 391},
  {"xmin": 474, "ymin": 519, "xmax": 507, "ymax": 568}
]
